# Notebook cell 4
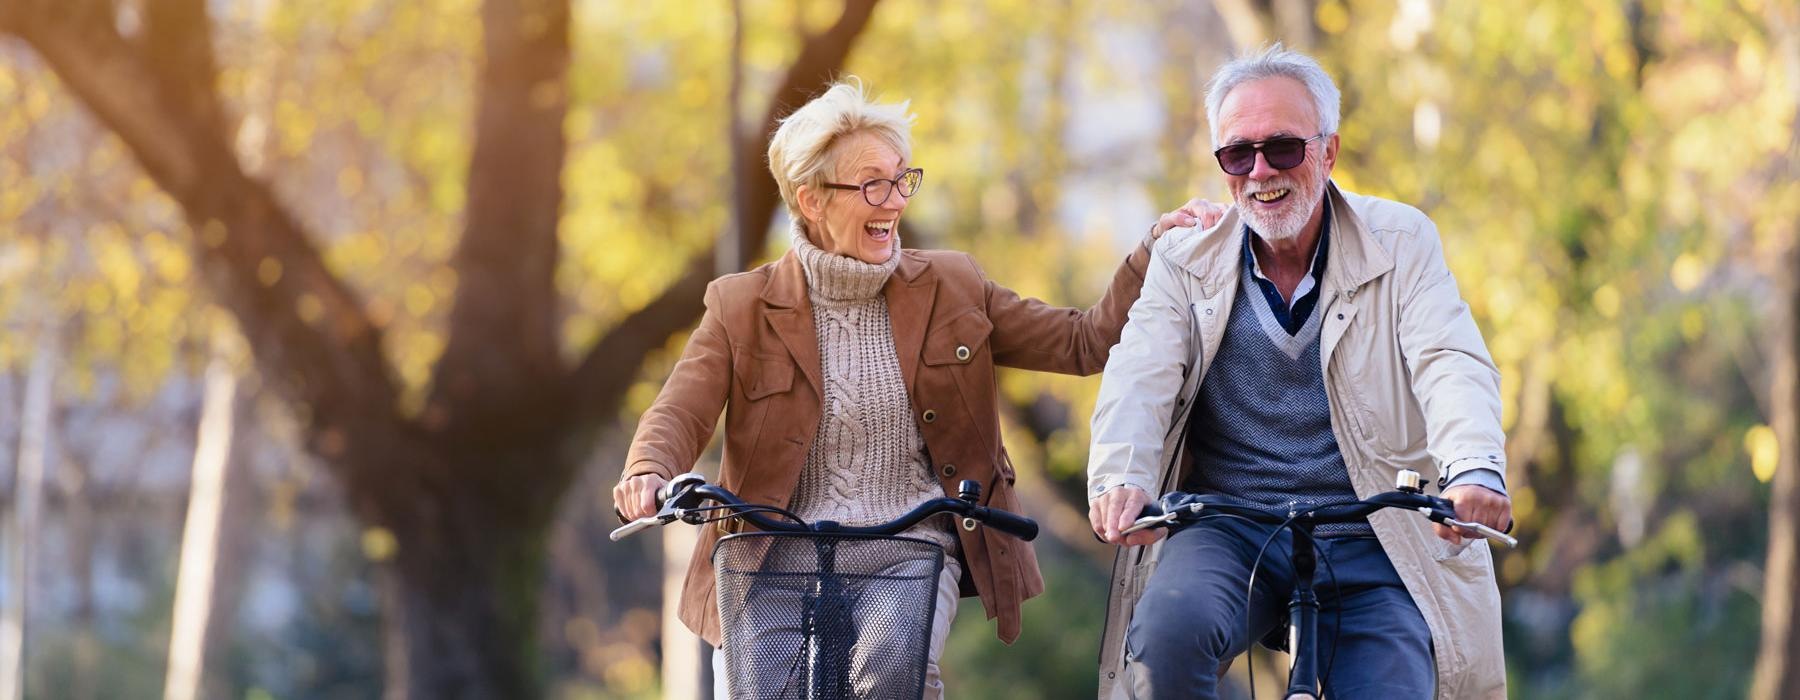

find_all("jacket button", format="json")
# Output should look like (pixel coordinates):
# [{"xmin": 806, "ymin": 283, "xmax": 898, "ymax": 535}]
[
  {"xmin": 922, "ymin": 409, "xmax": 937, "ymax": 423},
  {"xmin": 955, "ymin": 345, "xmax": 972, "ymax": 362},
  {"xmin": 961, "ymin": 517, "xmax": 978, "ymax": 531},
  {"xmin": 1337, "ymin": 313, "xmax": 1345, "ymax": 320},
  {"xmin": 941, "ymin": 463, "xmax": 957, "ymax": 477}
]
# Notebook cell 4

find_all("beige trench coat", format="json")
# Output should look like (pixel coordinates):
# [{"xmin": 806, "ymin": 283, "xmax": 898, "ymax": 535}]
[{"xmin": 1087, "ymin": 183, "xmax": 1508, "ymax": 699}]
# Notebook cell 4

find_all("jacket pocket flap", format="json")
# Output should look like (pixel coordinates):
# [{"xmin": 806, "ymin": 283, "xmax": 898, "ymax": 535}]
[
  {"xmin": 922, "ymin": 309, "xmax": 994, "ymax": 366},
  {"xmin": 734, "ymin": 352, "xmax": 793, "ymax": 400}
]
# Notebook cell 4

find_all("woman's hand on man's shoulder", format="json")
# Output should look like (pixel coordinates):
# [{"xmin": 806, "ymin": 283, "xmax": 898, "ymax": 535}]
[{"xmin": 1151, "ymin": 197, "xmax": 1229, "ymax": 240}]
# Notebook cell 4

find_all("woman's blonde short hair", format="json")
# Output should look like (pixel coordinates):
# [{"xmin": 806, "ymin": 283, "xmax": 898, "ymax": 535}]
[{"xmin": 767, "ymin": 77, "xmax": 914, "ymax": 229}]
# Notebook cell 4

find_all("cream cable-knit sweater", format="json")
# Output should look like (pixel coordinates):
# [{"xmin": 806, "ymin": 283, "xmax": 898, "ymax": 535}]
[{"xmin": 789, "ymin": 230, "xmax": 957, "ymax": 553}]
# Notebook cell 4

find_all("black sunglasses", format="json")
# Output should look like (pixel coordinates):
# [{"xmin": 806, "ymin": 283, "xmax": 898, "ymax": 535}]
[
  {"xmin": 1213, "ymin": 134, "xmax": 1325, "ymax": 176},
  {"xmin": 823, "ymin": 167, "xmax": 924, "ymax": 207}
]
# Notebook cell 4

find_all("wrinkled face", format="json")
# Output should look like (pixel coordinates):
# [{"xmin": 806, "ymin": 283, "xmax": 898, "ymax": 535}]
[
  {"xmin": 800, "ymin": 131, "xmax": 908, "ymax": 265},
  {"xmin": 1215, "ymin": 77, "xmax": 1337, "ymax": 241}
]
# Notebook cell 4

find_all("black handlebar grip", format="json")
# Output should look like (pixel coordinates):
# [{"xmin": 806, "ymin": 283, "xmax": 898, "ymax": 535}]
[
  {"xmin": 658, "ymin": 473, "xmax": 708, "ymax": 509},
  {"xmin": 978, "ymin": 507, "xmax": 1040, "ymax": 541}
]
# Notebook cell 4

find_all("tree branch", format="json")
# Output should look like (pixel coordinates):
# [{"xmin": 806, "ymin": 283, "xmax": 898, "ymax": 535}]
[
  {"xmin": 567, "ymin": 0, "xmax": 883, "ymax": 424},
  {"xmin": 3, "ymin": 0, "xmax": 202, "ymax": 193},
  {"xmin": 4, "ymin": 0, "xmax": 403, "ymax": 480},
  {"xmin": 1271, "ymin": 0, "xmax": 1316, "ymax": 50},
  {"xmin": 1210, "ymin": 0, "xmax": 1273, "ymax": 52},
  {"xmin": 142, "ymin": 0, "xmax": 225, "ymax": 133},
  {"xmin": 719, "ymin": 0, "xmax": 747, "ymax": 278},
  {"xmin": 428, "ymin": 0, "xmax": 571, "ymax": 432}
]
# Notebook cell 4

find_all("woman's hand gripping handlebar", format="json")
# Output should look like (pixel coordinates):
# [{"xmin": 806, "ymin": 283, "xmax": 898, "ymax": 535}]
[
  {"xmin": 609, "ymin": 474, "xmax": 1040, "ymax": 542},
  {"xmin": 609, "ymin": 473, "xmax": 708, "ymax": 541},
  {"xmin": 1119, "ymin": 469, "xmax": 1518, "ymax": 548}
]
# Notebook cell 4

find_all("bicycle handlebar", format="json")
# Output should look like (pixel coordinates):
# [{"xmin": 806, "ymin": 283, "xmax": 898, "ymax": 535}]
[
  {"xmin": 973, "ymin": 505, "xmax": 1040, "ymax": 541},
  {"xmin": 1121, "ymin": 470, "xmax": 1517, "ymax": 548},
  {"xmin": 609, "ymin": 475, "xmax": 1039, "ymax": 542}
]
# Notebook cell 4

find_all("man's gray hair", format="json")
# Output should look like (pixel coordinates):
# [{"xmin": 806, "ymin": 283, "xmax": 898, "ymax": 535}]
[{"xmin": 1204, "ymin": 44, "xmax": 1341, "ymax": 146}]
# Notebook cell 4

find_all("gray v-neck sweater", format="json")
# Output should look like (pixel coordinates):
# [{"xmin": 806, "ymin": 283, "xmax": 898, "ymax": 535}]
[{"xmin": 1182, "ymin": 266, "xmax": 1368, "ymax": 536}]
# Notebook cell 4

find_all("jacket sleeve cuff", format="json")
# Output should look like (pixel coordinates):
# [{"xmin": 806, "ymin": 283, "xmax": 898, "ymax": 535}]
[
  {"xmin": 1125, "ymin": 226, "xmax": 1156, "ymax": 274},
  {"xmin": 1440, "ymin": 459, "xmax": 1507, "ymax": 497},
  {"xmin": 622, "ymin": 458, "xmax": 677, "ymax": 482},
  {"xmin": 1087, "ymin": 475, "xmax": 1158, "ymax": 504}
]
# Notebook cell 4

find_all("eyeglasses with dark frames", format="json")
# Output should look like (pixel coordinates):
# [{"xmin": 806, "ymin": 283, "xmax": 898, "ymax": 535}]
[
  {"xmin": 1213, "ymin": 134, "xmax": 1325, "ymax": 176},
  {"xmin": 822, "ymin": 167, "xmax": 924, "ymax": 207}
]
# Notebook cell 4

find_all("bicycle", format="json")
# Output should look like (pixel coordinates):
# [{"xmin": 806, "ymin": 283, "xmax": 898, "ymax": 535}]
[
  {"xmin": 610, "ymin": 473, "xmax": 1039, "ymax": 700},
  {"xmin": 1119, "ymin": 469, "xmax": 1517, "ymax": 700}
]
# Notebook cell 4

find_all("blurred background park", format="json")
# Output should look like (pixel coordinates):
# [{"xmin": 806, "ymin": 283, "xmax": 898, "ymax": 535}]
[{"xmin": 1, "ymin": 0, "xmax": 1797, "ymax": 697}]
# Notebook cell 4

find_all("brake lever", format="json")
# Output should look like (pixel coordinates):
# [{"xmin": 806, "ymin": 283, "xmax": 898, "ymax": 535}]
[
  {"xmin": 1120, "ymin": 502, "xmax": 1206, "ymax": 536},
  {"xmin": 1120, "ymin": 511, "xmax": 1177, "ymax": 536},
  {"xmin": 1441, "ymin": 517, "xmax": 1519, "ymax": 548},
  {"xmin": 609, "ymin": 513, "xmax": 672, "ymax": 541},
  {"xmin": 1420, "ymin": 507, "xmax": 1518, "ymax": 548}
]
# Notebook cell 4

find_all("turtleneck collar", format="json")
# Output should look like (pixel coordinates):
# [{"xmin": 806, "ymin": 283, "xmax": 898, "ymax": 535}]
[{"xmin": 791, "ymin": 224, "xmax": 900, "ymax": 305}]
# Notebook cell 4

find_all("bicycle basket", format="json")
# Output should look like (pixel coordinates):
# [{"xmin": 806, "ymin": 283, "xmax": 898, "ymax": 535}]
[{"xmin": 713, "ymin": 532, "xmax": 945, "ymax": 700}]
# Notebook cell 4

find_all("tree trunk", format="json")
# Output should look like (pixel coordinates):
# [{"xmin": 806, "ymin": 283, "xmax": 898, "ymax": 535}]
[
  {"xmin": 0, "ymin": 325, "xmax": 56, "ymax": 700},
  {"xmin": 63, "ymin": 455, "xmax": 99, "ymax": 700},
  {"xmin": 376, "ymin": 512, "xmax": 554, "ymax": 698},
  {"xmin": 1752, "ymin": 229, "xmax": 1800, "ymax": 700},
  {"xmin": 1751, "ymin": 198, "xmax": 1800, "ymax": 699},
  {"xmin": 1750, "ymin": 7, "xmax": 1800, "ymax": 697},
  {"xmin": 164, "ymin": 328, "xmax": 249, "ymax": 700},
  {"xmin": 364, "ymin": 441, "xmax": 571, "ymax": 699},
  {"xmin": 661, "ymin": 523, "xmax": 708, "ymax": 700}
]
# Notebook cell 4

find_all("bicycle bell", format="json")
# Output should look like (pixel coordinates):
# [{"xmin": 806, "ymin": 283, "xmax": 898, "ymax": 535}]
[{"xmin": 1395, "ymin": 469, "xmax": 1425, "ymax": 493}]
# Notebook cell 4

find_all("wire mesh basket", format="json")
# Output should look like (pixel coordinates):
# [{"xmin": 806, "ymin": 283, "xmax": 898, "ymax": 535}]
[{"xmin": 713, "ymin": 531, "xmax": 946, "ymax": 700}]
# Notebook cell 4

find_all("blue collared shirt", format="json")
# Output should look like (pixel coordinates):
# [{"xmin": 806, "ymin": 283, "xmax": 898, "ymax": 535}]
[{"xmin": 1242, "ymin": 203, "xmax": 1331, "ymax": 335}]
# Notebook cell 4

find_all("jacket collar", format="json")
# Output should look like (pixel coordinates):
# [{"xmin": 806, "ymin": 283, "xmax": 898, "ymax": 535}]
[
  {"xmin": 1171, "ymin": 181, "xmax": 1393, "ymax": 297},
  {"xmin": 758, "ymin": 251, "xmax": 823, "ymax": 400},
  {"xmin": 758, "ymin": 246, "xmax": 937, "ymax": 394},
  {"xmin": 882, "ymin": 251, "xmax": 936, "ymax": 390}
]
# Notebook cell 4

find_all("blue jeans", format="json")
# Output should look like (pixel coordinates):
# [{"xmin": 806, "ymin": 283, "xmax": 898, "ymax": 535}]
[{"xmin": 1124, "ymin": 517, "xmax": 1434, "ymax": 699}]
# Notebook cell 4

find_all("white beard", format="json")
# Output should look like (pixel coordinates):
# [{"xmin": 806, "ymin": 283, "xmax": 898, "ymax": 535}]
[{"xmin": 1237, "ymin": 166, "xmax": 1326, "ymax": 241}]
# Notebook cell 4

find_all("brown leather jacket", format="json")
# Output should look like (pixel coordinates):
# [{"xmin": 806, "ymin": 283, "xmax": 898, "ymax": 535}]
[{"xmin": 622, "ymin": 238, "xmax": 1152, "ymax": 645}]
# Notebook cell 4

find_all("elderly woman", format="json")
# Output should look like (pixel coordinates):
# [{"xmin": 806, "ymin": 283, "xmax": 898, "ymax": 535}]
[{"xmin": 613, "ymin": 78, "xmax": 1217, "ymax": 698}]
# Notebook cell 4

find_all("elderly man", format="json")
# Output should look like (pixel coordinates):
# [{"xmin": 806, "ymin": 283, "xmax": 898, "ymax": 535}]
[{"xmin": 1086, "ymin": 45, "xmax": 1510, "ymax": 699}]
